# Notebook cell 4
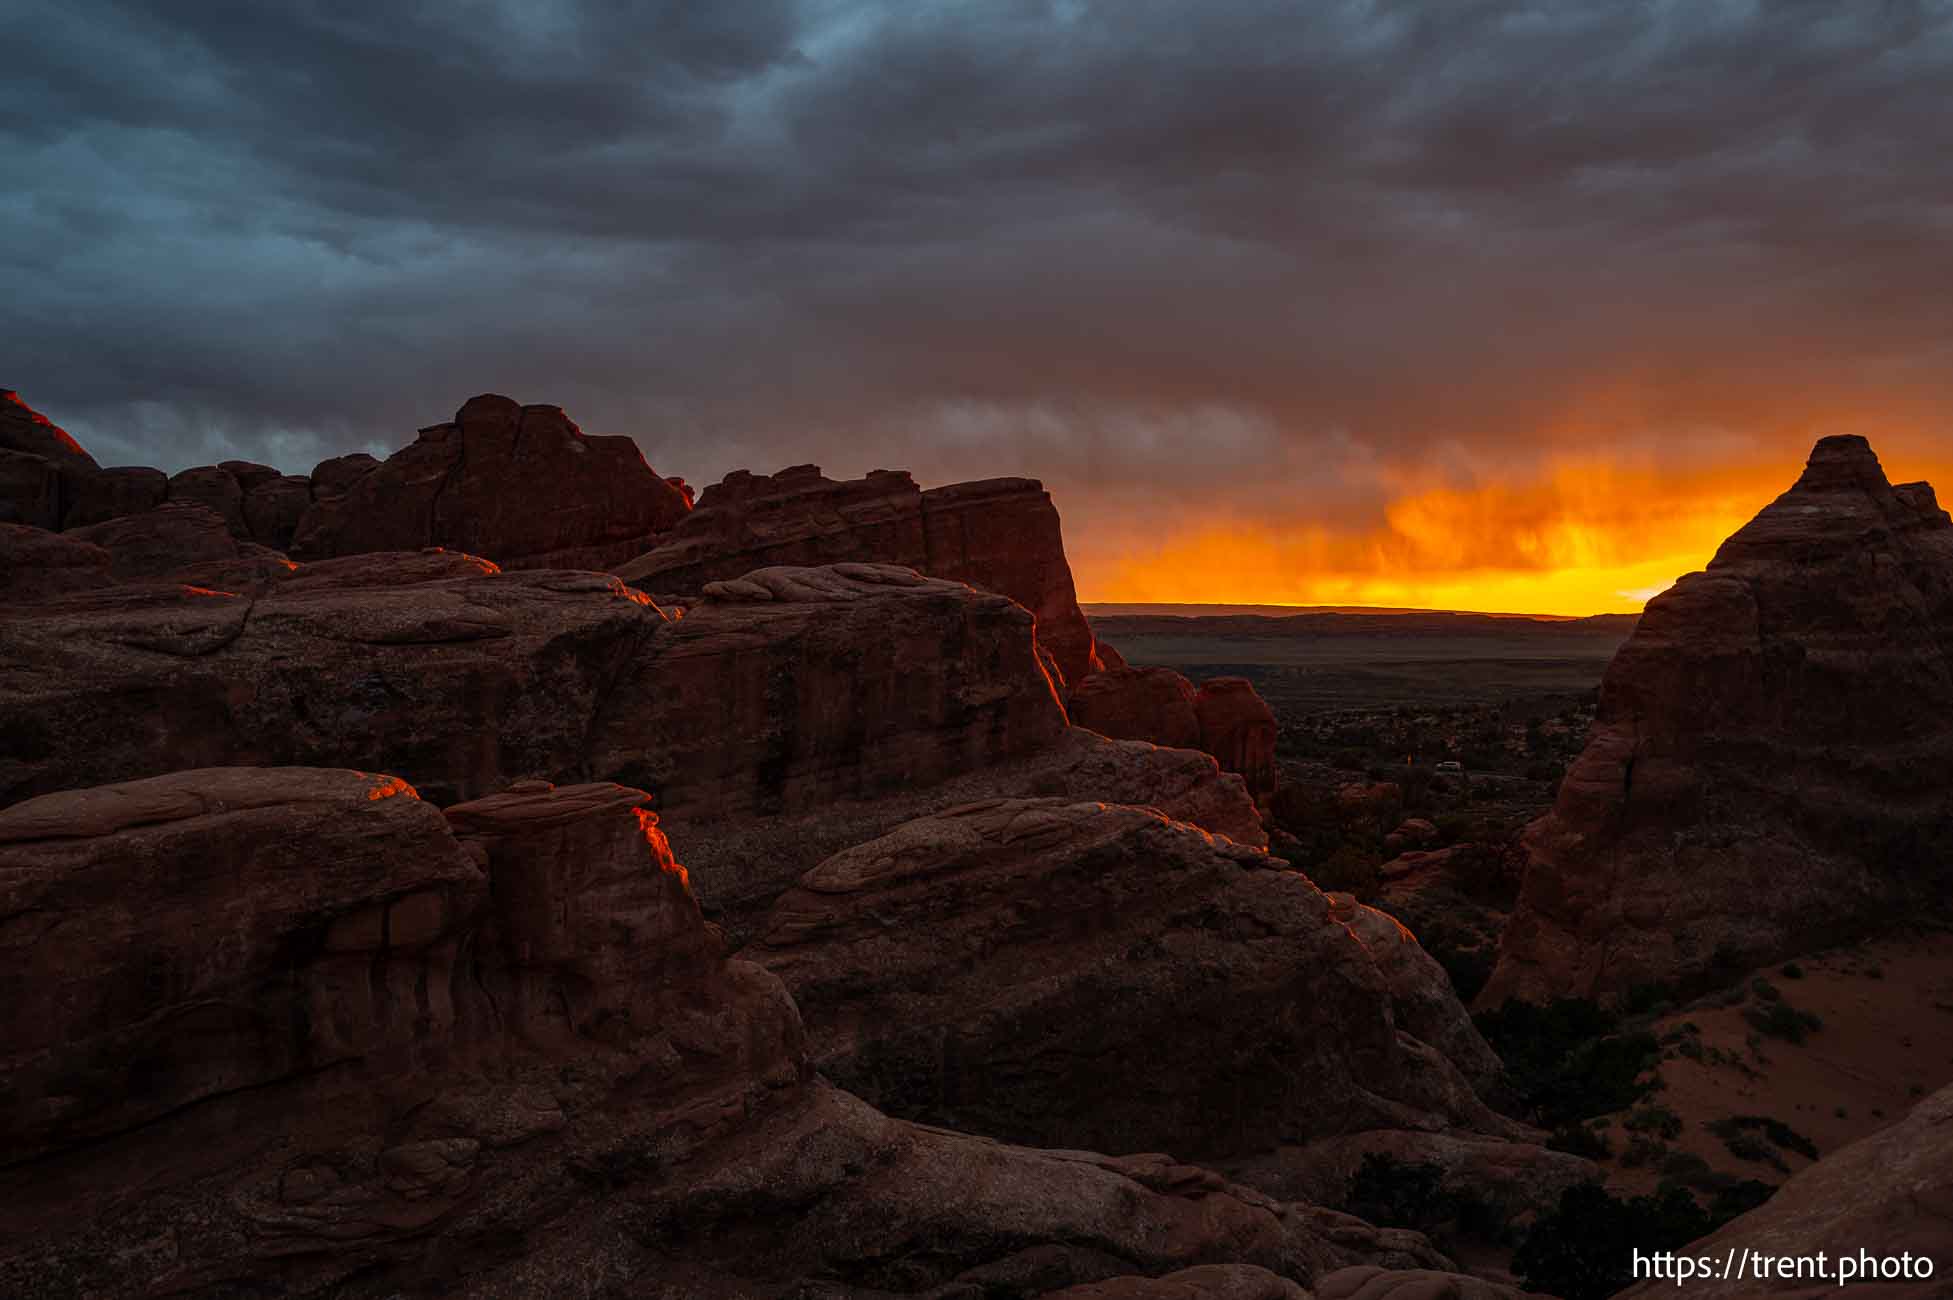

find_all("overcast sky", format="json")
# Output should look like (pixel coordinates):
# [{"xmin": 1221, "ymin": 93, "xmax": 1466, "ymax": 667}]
[{"xmin": 7, "ymin": 1, "xmax": 1951, "ymax": 609}]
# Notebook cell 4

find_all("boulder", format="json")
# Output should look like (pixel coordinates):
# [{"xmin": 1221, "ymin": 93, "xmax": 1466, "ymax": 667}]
[
  {"xmin": 0, "ymin": 524, "xmax": 111, "ymax": 603},
  {"xmin": 587, "ymin": 563, "xmax": 1069, "ymax": 823},
  {"xmin": 0, "ymin": 449, "xmax": 62, "ymax": 530},
  {"xmin": 1070, "ymin": 665, "xmax": 1203, "ymax": 748},
  {"xmin": 290, "ymin": 394, "xmax": 691, "ymax": 570},
  {"xmin": 1485, "ymin": 436, "xmax": 1953, "ymax": 1004},
  {"xmin": 0, "ymin": 388, "xmax": 97, "ymax": 471},
  {"xmin": 0, "ymin": 767, "xmax": 1469, "ymax": 1297},
  {"xmin": 755, "ymin": 798, "xmax": 1518, "ymax": 1161},
  {"xmin": 308, "ymin": 451, "xmax": 379, "ymax": 500},
  {"xmin": 241, "ymin": 473, "xmax": 313, "ymax": 550},
  {"xmin": 61, "ymin": 465, "xmax": 168, "ymax": 528},
  {"xmin": 617, "ymin": 463, "xmax": 1107, "ymax": 685},
  {"xmin": 1196, "ymin": 676, "xmax": 1279, "ymax": 797},
  {"xmin": 65, "ymin": 500, "xmax": 292, "ymax": 587},
  {"xmin": 0, "ymin": 767, "xmax": 481, "ymax": 1166},
  {"xmin": 166, "ymin": 465, "xmax": 249, "ymax": 537},
  {"xmin": 1617, "ymin": 1081, "xmax": 1953, "ymax": 1298},
  {"xmin": 665, "ymin": 721, "xmax": 1269, "ymax": 944}
]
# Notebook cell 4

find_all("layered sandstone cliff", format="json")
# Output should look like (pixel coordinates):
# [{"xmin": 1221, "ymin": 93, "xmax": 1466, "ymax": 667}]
[
  {"xmin": 1484, "ymin": 435, "xmax": 1953, "ymax": 1003},
  {"xmin": 0, "ymin": 767, "xmax": 1477, "ymax": 1297},
  {"xmin": 616, "ymin": 462, "xmax": 1107, "ymax": 685}
]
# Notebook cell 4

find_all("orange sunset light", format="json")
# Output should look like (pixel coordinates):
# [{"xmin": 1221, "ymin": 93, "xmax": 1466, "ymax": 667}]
[{"xmin": 1078, "ymin": 447, "xmax": 1953, "ymax": 617}]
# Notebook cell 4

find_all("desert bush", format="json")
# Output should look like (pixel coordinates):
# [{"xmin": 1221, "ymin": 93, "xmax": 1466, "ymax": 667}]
[
  {"xmin": 1346, "ymin": 1154, "xmax": 1452, "ymax": 1234},
  {"xmin": 1624, "ymin": 1103, "xmax": 1684, "ymax": 1140},
  {"xmin": 1546, "ymin": 1122, "xmax": 1612, "ymax": 1159},
  {"xmin": 1707, "ymin": 1115, "xmax": 1818, "ymax": 1161},
  {"xmin": 1514, "ymin": 1183, "xmax": 1712, "ymax": 1300},
  {"xmin": 1709, "ymin": 1179, "xmax": 1776, "ymax": 1221},
  {"xmin": 1310, "ymin": 842, "xmax": 1381, "ymax": 898},
  {"xmin": 1743, "ymin": 1000, "xmax": 1822, "ymax": 1044},
  {"xmin": 1779, "ymin": 961, "xmax": 1805, "ymax": 979},
  {"xmin": 1475, "ymin": 997, "xmax": 1660, "ymax": 1125}
]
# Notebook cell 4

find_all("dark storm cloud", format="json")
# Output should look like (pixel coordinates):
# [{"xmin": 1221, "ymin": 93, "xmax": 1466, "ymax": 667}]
[{"xmin": 5, "ymin": 0, "xmax": 1951, "ymax": 540}]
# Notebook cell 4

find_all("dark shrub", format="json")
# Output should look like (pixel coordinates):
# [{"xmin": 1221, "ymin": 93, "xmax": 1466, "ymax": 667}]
[{"xmin": 1514, "ymin": 1183, "xmax": 1712, "ymax": 1300}]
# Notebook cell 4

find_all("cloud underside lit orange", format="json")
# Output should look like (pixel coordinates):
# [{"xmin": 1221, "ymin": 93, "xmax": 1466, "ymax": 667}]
[{"xmin": 1077, "ymin": 452, "xmax": 1952, "ymax": 617}]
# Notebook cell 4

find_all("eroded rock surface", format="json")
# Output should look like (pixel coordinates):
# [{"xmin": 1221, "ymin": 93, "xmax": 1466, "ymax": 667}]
[
  {"xmin": 0, "ymin": 767, "xmax": 1465, "ymax": 1298},
  {"xmin": 1069, "ymin": 667, "xmax": 1280, "ymax": 797},
  {"xmin": 0, "ymin": 562, "xmax": 1067, "ymax": 820},
  {"xmin": 1486, "ymin": 436, "xmax": 1953, "ymax": 1003},
  {"xmin": 756, "ymin": 798, "xmax": 1516, "ymax": 1161},
  {"xmin": 617, "ymin": 463, "xmax": 1106, "ymax": 685}
]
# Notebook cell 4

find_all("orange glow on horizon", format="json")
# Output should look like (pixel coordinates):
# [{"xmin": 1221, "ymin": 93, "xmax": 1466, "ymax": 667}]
[{"xmin": 1077, "ymin": 448, "xmax": 1953, "ymax": 617}]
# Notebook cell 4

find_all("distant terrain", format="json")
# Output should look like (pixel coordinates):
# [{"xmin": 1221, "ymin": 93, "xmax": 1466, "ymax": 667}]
[{"xmin": 1089, "ymin": 605, "xmax": 1638, "ymax": 712}]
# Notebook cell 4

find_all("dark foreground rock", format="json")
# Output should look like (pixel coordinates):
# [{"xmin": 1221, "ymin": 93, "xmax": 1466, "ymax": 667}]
[
  {"xmin": 754, "ymin": 798, "xmax": 1519, "ymax": 1162},
  {"xmin": 1486, "ymin": 435, "xmax": 1953, "ymax": 1004},
  {"xmin": 0, "ymin": 767, "xmax": 1471, "ymax": 1298}
]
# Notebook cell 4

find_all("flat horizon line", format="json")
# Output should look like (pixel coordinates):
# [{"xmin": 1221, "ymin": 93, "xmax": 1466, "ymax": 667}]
[{"xmin": 1080, "ymin": 601, "xmax": 1642, "ymax": 622}]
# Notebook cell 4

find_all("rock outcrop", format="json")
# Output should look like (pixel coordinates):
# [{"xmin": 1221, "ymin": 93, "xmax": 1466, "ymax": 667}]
[
  {"xmin": 1196, "ymin": 676, "xmax": 1279, "ymax": 798},
  {"xmin": 616, "ymin": 463, "xmax": 1107, "ymax": 685},
  {"xmin": 2, "ymin": 555, "xmax": 1270, "ymax": 940},
  {"xmin": 290, "ymin": 393, "xmax": 691, "ymax": 569},
  {"xmin": 0, "ymin": 524, "xmax": 110, "ymax": 603},
  {"xmin": 0, "ymin": 562, "xmax": 1064, "ymax": 815},
  {"xmin": 1617, "ymin": 1081, "xmax": 1953, "ymax": 1299},
  {"xmin": 1070, "ymin": 665, "xmax": 1204, "ymax": 748},
  {"xmin": 0, "ymin": 767, "xmax": 1467, "ymax": 1297},
  {"xmin": 0, "ymin": 389, "xmax": 98, "ymax": 529},
  {"xmin": 755, "ymin": 798, "xmax": 1517, "ymax": 1161},
  {"xmin": 1484, "ymin": 436, "xmax": 1953, "ymax": 1004},
  {"xmin": 1070, "ymin": 667, "xmax": 1281, "ymax": 797}
]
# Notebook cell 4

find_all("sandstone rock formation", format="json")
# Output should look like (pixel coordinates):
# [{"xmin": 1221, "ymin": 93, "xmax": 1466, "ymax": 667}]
[
  {"xmin": 0, "ymin": 766, "xmax": 1467, "ymax": 1297},
  {"xmin": 1069, "ymin": 666, "xmax": 1280, "ymax": 797},
  {"xmin": 66, "ymin": 500, "xmax": 295, "ymax": 586},
  {"xmin": 1196, "ymin": 676, "xmax": 1279, "ymax": 797},
  {"xmin": 755, "ymin": 798, "xmax": 1517, "ymax": 1162},
  {"xmin": 0, "ymin": 390, "xmax": 347, "ymax": 550},
  {"xmin": 290, "ymin": 393, "xmax": 691, "ymax": 569},
  {"xmin": 2, "ymin": 555, "xmax": 1269, "ymax": 943},
  {"xmin": 0, "ymin": 524, "xmax": 110, "ymax": 603},
  {"xmin": 1070, "ymin": 665, "xmax": 1204, "ymax": 748},
  {"xmin": 1617, "ymin": 1080, "xmax": 1953, "ymax": 1299},
  {"xmin": 616, "ymin": 462, "xmax": 1107, "ymax": 685},
  {"xmin": 1485, "ymin": 436, "xmax": 1953, "ymax": 1003},
  {"xmin": 0, "ymin": 388, "xmax": 98, "ymax": 529},
  {"xmin": 0, "ymin": 562, "xmax": 1063, "ymax": 815}
]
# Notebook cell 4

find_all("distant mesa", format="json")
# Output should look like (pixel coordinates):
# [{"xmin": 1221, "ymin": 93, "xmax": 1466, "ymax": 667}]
[{"xmin": 1484, "ymin": 433, "xmax": 1953, "ymax": 1004}]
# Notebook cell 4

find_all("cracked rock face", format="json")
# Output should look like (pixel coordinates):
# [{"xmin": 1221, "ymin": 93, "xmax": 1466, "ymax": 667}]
[
  {"xmin": 1484, "ymin": 435, "xmax": 1953, "ymax": 1004},
  {"xmin": 754, "ymin": 797, "xmax": 1517, "ymax": 1162}
]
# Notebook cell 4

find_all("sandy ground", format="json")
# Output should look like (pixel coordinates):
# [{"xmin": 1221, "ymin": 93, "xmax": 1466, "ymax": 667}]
[{"xmin": 1592, "ymin": 928, "xmax": 1953, "ymax": 1199}]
